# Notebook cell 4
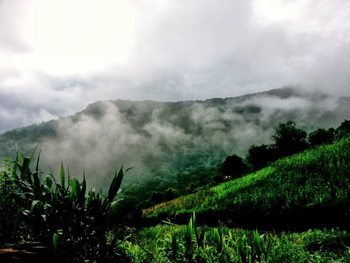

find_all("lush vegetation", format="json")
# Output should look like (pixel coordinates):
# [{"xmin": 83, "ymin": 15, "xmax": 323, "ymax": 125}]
[
  {"xmin": 246, "ymin": 120, "xmax": 349, "ymax": 171},
  {"xmin": 118, "ymin": 120, "xmax": 350, "ymax": 221},
  {"xmin": 120, "ymin": 215, "xmax": 350, "ymax": 262},
  {"xmin": 0, "ymin": 152, "xmax": 130, "ymax": 262},
  {"xmin": 1, "ymin": 118, "xmax": 350, "ymax": 262},
  {"xmin": 144, "ymin": 136, "xmax": 350, "ymax": 227}
]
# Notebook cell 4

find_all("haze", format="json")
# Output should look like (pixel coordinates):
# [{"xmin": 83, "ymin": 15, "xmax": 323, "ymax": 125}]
[{"xmin": 0, "ymin": 0, "xmax": 350, "ymax": 132}]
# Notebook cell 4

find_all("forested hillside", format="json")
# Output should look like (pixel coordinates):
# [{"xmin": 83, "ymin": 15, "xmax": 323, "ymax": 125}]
[{"xmin": 0, "ymin": 87, "xmax": 348, "ymax": 190}]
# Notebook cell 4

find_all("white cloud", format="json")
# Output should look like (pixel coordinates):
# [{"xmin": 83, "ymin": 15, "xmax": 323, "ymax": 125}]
[{"xmin": 0, "ymin": 0, "xmax": 350, "ymax": 132}]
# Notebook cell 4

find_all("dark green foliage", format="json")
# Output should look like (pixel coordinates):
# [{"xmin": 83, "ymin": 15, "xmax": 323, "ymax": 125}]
[
  {"xmin": 116, "ymin": 160, "xmax": 221, "ymax": 224},
  {"xmin": 0, "ymin": 158, "xmax": 18, "ymax": 243},
  {"xmin": 308, "ymin": 128, "xmax": 335, "ymax": 147},
  {"xmin": 246, "ymin": 121, "xmax": 349, "ymax": 170},
  {"xmin": 302, "ymin": 229, "xmax": 350, "ymax": 252},
  {"xmin": 109, "ymin": 166, "xmax": 132, "ymax": 202},
  {"xmin": 335, "ymin": 120, "xmax": 350, "ymax": 139},
  {"xmin": 221, "ymin": 154, "xmax": 248, "ymax": 180},
  {"xmin": 247, "ymin": 144, "xmax": 277, "ymax": 170},
  {"xmin": 0, "ymin": 152, "xmax": 130, "ymax": 262},
  {"xmin": 272, "ymin": 121, "xmax": 308, "ymax": 158}
]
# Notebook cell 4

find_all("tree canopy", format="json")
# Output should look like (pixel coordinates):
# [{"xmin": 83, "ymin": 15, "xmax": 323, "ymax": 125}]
[{"xmin": 272, "ymin": 121, "xmax": 308, "ymax": 158}]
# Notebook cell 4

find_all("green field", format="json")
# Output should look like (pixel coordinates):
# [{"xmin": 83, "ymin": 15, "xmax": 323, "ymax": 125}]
[
  {"xmin": 144, "ymin": 137, "xmax": 350, "ymax": 228},
  {"xmin": 119, "ymin": 224, "xmax": 350, "ymax": 263}
]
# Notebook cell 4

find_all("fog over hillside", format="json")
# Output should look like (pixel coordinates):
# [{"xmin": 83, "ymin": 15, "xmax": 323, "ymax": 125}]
[
  {"xmin": 0, "ymin": 87, "xmax": 348, "ymax": 188},
  {"xmin": 1, "ymin": 1, "xmax": 350, "ymax": 134}
]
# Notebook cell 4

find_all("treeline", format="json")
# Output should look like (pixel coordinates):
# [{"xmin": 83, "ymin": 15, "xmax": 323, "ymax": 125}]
[{"xmin": 221, "ymin": 120, "xmax": 350, "ymax": 180}]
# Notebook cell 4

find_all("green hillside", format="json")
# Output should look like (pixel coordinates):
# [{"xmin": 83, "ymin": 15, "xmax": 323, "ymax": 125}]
[{"xmin": 144, "ymin": 137, "xmax": 350, "ymax": 227}]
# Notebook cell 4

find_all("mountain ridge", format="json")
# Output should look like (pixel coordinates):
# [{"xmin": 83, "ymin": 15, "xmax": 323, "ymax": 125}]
[
  {"xmin": 0, "ymin": 86, "xmax": 329, "ymax": 136},
  {"xmin": 0, "ymin": 86, "xmax": 349, "ymax": 188}
]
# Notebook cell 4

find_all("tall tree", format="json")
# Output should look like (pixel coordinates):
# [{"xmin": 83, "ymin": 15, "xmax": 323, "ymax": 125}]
[
  {"xmin": 221, "ymin": 154, "xmax": 247, "ymax": 179},
  {"xmin": 272, "ymin": 121, "xmax": 308, "ymax": 158},
  {"xmin": 335, "ymin": 120, "xmax": 350, "ymax": 139},
  {"xmin": 247, "ymin": 144, "xmax": 276, "ymax": 170},
  {"xmin": 308, "ymin": 128, "xmax": 335, "ymax": 147}
]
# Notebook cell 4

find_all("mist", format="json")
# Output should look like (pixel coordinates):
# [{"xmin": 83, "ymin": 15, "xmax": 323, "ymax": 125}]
[
  {"xmin": 1, "ymin": 0, "xmax": 350, "ymax": 133},
  {"xmin": 16, "ymin": 87, "xmax": 341, "ymax": 188}
]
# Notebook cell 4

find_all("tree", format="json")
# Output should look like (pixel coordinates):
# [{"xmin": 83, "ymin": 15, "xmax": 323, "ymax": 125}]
[
  {"xmin": 221, "ymin": 154, "xmax": 247, "ymax": 179},
  {"xmin": 247, "ymin": 144, "xmax": 276, "ymax": 170},
  {"xmin": 308, "ymin": 128, "xmax": 335, "ymax": 147},
  {"xmin": 272, "ymin": 121, "xmax": 308, "ymax": 158},
  {"xmin": 335, "ymin": 120, "xmax": 350, "ymax": 139}
]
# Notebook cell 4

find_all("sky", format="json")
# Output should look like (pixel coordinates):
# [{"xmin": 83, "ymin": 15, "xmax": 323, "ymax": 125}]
[{"xmin": 0, "ymin": 0, "xmax": 350, "ymax": 132}]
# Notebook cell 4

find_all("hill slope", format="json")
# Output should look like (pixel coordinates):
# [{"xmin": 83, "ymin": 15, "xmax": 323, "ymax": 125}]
[{"xmin": 144, "ymin": 137, "xmax": 350, "ymax": 228}]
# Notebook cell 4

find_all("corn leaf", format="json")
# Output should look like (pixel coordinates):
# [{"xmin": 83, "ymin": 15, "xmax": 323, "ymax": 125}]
[
  {"xmin": 60, "ymin": 163, "xmax": 65, "ymax": 189},
  {"xmin": 78, "ymin": 174, "xmax": 86, "ymax": 205},
  {"xmin": 52, "ymin": 233, "xmax": 60, "ymax": 250},
  {"xmin": 70, "ymin": 178, "xmax": 80, "ymax": 201},
  {"xmin": 31, "ymin": 200, "xmax": 43, "ymax": 212},
  {"xmin": 35, "ymin": 150, "xmax": 41, "ymax": 172},
  {"xmin": 108, "ymin": 167, "xmax": 125, "ymax": 202}
]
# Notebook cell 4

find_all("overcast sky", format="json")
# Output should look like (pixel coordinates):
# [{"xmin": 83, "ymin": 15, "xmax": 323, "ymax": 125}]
[{"xmin": 0, "ymin": 0, "xmax": 350, "ymax": 132}]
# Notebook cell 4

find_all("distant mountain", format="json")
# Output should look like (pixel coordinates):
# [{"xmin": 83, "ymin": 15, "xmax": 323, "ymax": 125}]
[{"xmin": 0, "ymin": 87, "xmax": 349, "ymax": 187}]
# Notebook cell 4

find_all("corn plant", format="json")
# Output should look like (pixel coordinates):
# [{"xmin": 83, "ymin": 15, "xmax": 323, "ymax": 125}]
[
  {"xmin": 158, "ymin": 213, "xmax": 275, "ymax": 262},
  {"xmin": 169, "ymin": 228, "xmax": 179, "ymax": 260},
  {"xmin": 0, "ymin": 151, "xmax": 130, "ymax": 262}
]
